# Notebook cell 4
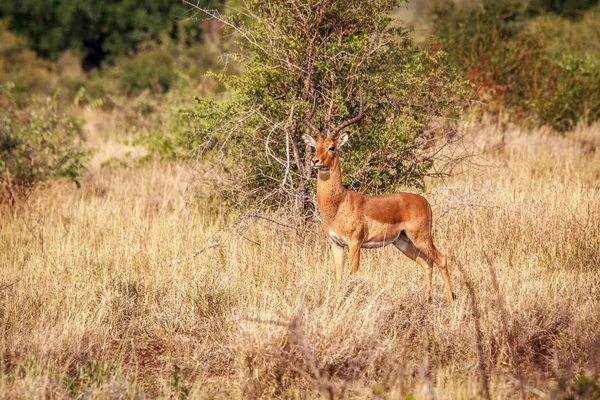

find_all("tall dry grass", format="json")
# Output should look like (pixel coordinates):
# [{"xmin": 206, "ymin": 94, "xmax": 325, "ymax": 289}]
[{"xmin": 1, "ymin": 122, "xmax": 599, "ymax": 399}]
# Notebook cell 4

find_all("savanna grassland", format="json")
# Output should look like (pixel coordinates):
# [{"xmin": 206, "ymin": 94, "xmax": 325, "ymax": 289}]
[
  {"xmin": 2, "ymin": 1, "xmax": 600, "ymax": 398},
  {"xmin": 1, "ymin": 117, "xmax": 599, "ymax": 398}
]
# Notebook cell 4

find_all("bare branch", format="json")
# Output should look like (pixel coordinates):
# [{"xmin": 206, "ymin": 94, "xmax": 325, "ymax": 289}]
[
  {"xmin": 281, "ymin": 104, "xmax": 295, "ymax": 189},
  {"xmin": 182, "ymin": 0, "xmax": 267, "ymax": 55},
  {"xmin": 302, "ymin": 89, "xmax": 320, "ymax": 136},
  {"xmin": 328, "ymin": 94, "xmax": 364, "ymax": 138}
]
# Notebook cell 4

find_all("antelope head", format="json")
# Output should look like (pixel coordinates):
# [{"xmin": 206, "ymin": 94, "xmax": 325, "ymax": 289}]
[{"xmin": 301, "ymin": 93, "xmax": 364, "ymax": 171}]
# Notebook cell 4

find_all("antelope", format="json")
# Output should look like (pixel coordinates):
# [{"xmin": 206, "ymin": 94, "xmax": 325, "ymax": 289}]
[{"xmin": 302, "ymin": 94, "xmax": 455, "ymax": 302}]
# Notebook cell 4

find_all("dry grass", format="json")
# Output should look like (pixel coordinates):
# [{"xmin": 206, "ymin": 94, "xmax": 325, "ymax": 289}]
[{"xmin": 1, "ymin": 121, "xmax": 600, "ymax": 399}]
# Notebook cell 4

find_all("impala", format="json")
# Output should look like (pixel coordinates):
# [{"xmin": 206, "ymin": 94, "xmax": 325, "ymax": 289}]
[{"xmin": 302, "ymin": 95, "xmax": 455, "ymax": 302}]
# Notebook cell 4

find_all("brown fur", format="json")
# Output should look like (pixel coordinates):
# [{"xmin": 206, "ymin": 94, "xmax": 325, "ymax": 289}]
[{"xmin": 309, "ymin": 136, "xmax": 455, "ymax": 302}]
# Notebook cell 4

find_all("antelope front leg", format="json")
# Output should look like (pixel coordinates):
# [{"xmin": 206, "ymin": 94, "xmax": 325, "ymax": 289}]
[
  {"xmin": 331, "ymin": 243, "xmax": 345, "ymax": 282},
  {"xmin": 349, "ymin": 243, "xmax": 361, "ymax": 275}
]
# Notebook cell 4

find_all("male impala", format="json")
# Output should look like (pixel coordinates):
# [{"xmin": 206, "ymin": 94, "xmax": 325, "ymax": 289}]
[{"xmin": 302, "ymin": 95, "xmax": 455, "ymax": 302}]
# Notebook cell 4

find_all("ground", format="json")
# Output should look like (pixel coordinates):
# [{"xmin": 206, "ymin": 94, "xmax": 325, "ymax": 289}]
[{"xmin": 1, "ymin": 118, "xmax": 599, "ymax": 399}]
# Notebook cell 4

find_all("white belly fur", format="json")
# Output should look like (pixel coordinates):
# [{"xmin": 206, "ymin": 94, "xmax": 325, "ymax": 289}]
[
  {"xmin": 329, "ymin": 231, "xmax": 401, "ymax": 248},
  {"xmin": 360, "ymin": 237, "xmax": 398, "ymax": 248}
]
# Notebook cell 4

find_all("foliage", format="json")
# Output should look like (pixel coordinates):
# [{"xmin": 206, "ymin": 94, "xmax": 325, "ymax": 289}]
[
  {"xmin": 527, "ymin": 0, "xmax": 600, "ymax": 18},
  {"xmin": 115, "ymin": 45, "xmax": 178, "ymax": 96},
  {"xmin": 182, "ymin": 0, "xmax": 466, "ymax": 215},
  {"xmin": 0, "ymin": 20, "xmax": 52, "ymax": 98},
  {"xmin": 0, "ymin": 0, "xmax": 224, "ymax": 68},
  {"xmin": 431, "ymin": 1, "xmax": 600, "ymax": 132},
  {"xmin": 0, "ymin": 84, "xmax": 87, "ymax": 204},
  {"xmin": 0, "ymin": 28, "xmax": 234, "ymax": 107},
  {"xmin": 63, "ymin": 361, "xmax": 110, "ymax": 397},
  {"xmin": 108, "ymin": 35, "xmax": 236, "ymax": 97},
  {"xmin": 569, "ymin": 374, "xmax": 600, "ymax": 399}
]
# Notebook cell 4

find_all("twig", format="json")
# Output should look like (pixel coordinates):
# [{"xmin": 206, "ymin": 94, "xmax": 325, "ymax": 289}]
[
  {"xmin": 169, "ymin": 242, "xmax": 222, "ymax": 265},
  {"xmin": 0, "ymin": 279, "xmax": 20, "ymax": 291},
  {"xmin": 196, "ymin": 241, "xmax": 222, "ymax": 254},
  {"xmin": 246, "ymin": 213, "xmax": 312, "ymax": 233},
  {"xmin": 245, "ymin": 316, "xmax": 289, "ymax": 327},
  {"xmin": 182, "ymin": 1, "xmax": 268, "ymax": 56},
  {"xmin": 281, "ymin": 104, "xmax": 296, "ymax": 189},
  {"xmin": 240, "ymin": 235, "xmax": 260, "ymax": 246},
  {"xmin": 434, "ymin": 201, "xmax": 518, "ymax": 219},
  {"xmin": 507, "ymin": 378, "xmax": 547, "ymax": 399}
]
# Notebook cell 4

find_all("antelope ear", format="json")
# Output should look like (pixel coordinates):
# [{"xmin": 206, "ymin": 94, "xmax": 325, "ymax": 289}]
[
  {"xmin": 337, "ymin": 131, "xmax": 350, "ymax": 148},
  {"xmin": 302, "ymin": 133, "xmax": 316, "ymax": 148}
]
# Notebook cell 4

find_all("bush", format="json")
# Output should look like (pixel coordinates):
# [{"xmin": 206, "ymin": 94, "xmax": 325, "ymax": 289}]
[
  {"xmin": 181, "ymin": 0, "xmax": 466, "ymax": 216},
  {"xmin": 0, "ymin": 20, "xmax": 52, "ymax": 100},
  {"xmin": 431, "ymin": 1, "xmax": 600, "ymax": 132},
  {"xmin": 115, "ymin": 45, "xmax": 178, "ymax": 96},
  {"xmin": 0, "ymin": 84, "xmax": 87, "ymax": 204},
  {"xmin": 527, "ymin": 12, "xmax": 600, "ymax": 131},
  {"xmin": 111, "ymin": 36, "xmax": 236, "ymax": 97},
  {"xmin": 527, "ymin": 0, "xmax": 600, "ymax": 18},
  {"xmin": 0, "ymin": 0, "xmax": 224, "ymax": 68}
]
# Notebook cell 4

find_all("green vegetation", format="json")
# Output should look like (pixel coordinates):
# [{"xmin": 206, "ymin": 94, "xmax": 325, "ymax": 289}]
[
  {"xmin": 182, "ymin": 0, "xmax": 466, "ymax": 215},
  {"xmin": 0, "ymin": 17, "xmax": 232, "ymax": 205},
  {"xmin": 1, "ymin": 0, "xmax": 598, "ymax": 211},
  {"xmin": 117, "ymin": 46, "xmax": 178, "ymax": 96},
  {"xmin": 63, "ymin": 361, "xmax": 111, "ymax": 397},
  {"xmin": 0, "ymin": 0, "xmax": 223, "ymax": 69},
  {"xmin": 528, "ymin": 0, "xmax": 600, "ymax": 18},
  {"xmin": 0, "ymin": 20, "xmax": 52, "ymax": 97},
  {"xmin": 431, "ymin": 0, "xmax": 600, "ymax": 132},
  {"xmin": 0, "ymin": 85, "xmax": 87, "ymax": 204}
]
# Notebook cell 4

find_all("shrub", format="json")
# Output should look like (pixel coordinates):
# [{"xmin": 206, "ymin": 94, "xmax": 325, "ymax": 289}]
[
  {"xmin": 527, "ymin": 0, "xmax": 600, "ymax": 18},
  {"xmin": 0, "ymin": 20, "xmax": 52, "ymax": 100},
  {"xmin": 0, "ymin": 0, "xmax": 224, "ymax": 68},
  {"xmin": 0, "ymin": 84, "xmax": 87, "ymax": 204},
  {"xmin": 527, "ymin": 12, "xmax": 600, "ymax": 131},
  {"xmin": 431, "ymin": 1, "xmax": 600, "ymax": 132},
  {"xmin": 114, "ymin": 45, "xmax": 178, "ymax": 96},
  {"xmin": 181, "ymin": 0, "xmax": 466, "ymax": 216}
]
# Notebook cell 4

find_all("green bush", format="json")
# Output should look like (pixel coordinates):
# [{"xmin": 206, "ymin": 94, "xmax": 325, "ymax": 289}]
[
  {"xmin": 113, "ymin": 45, "xmax": 178, "ymax": 96},
  {"xmin": 431, "ymin": 1, "xmax": 600, "ymax": 132},
  {"xmin": 181, "ymin": 0, "xmax": 466, "ymax": 215},
  {"xmin": 527, "ymin": 0, "xmax": 600, "ymax": 18},
  {"xmin": 527, "ymin": 12, "xmax": 600, "ymax": 131},
  {"xmin": 0, "ymin": 84, "xmax": 87, "ymax": 204},
  {"xmin": 111, "ymin": 36, "xmax": 236, "ymax": 97},
  {"xmin": 0, "ymin": 0, "xmax": 224, "ymax": 67},
  {"xmin": 0, "ymin": 20, "xmax": 53, "ymax": 100}
]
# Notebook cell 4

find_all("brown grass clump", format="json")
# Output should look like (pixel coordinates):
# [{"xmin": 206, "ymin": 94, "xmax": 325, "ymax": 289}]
[{"xmin": 1, "ymin": 122, "xmax": 599, "ymax": 398}]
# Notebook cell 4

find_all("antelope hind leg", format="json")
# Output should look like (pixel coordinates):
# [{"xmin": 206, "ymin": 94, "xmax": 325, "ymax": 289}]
[{"xmin": 394, "ymin": 234, "xmax": 433, "ymax": 301}]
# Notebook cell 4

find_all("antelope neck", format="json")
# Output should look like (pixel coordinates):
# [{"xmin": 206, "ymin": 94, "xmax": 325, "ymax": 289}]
[{"xmin": 316, "ymin": 157, "xmax": 346, "ymax": 219}]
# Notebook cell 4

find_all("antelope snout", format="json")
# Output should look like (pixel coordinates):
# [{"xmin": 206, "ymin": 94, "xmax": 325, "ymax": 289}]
[{"xmin": 311, "ymin": 158, "xmax": 321, "ymax": 169}]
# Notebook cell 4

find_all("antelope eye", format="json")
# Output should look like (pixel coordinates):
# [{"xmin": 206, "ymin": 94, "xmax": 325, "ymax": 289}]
[{"xmin": 328, "ymin": 145, "xmax": 335, "ymax": 151}]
